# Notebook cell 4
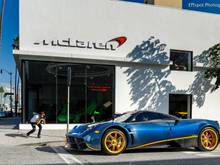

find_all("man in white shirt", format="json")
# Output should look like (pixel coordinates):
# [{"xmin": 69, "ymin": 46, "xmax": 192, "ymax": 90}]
[{"xmin": 26, "ymin": 112, "xmax": 46, "ymax": 138}]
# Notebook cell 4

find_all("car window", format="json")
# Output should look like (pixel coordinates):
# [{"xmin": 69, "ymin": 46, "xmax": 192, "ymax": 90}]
[
  {"xmin": 134, "ymin": 112, "xmax": 177, "ymax": 122},
  {"xmin": 146, "ymin": 112, "xmax": 161, "ymax": 120},
  {"xmin": 134, "ymin": 112, "xmax": 148, "ymax": 122},
  {"xmin": 159, "ymin": 113, "xmax": 177, "ymax": 120},
  {"xmin": 114, "ymin": 111, "xmax": 136, "ymax": 122},
  {"xmin": 134, "ymin": 112, "xmax": 161, "ymax": 122}
]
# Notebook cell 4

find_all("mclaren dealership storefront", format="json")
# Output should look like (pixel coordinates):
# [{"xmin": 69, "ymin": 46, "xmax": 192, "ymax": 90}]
[{"xmin": 14, "ymin": 0, "xmax": 220, "ymax": 128}]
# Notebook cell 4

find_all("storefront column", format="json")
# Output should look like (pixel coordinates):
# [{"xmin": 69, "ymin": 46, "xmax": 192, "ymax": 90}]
[{"xmin": 21, "ymin": 61, "xmax": 26, "ymax": 123}]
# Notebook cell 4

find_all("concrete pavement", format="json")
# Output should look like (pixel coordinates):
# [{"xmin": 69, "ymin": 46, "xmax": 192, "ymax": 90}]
[
  {"xmin": 0, "ymin": 117, "xmax": 67, "ymax": 165},
  {"xmin": 0, "ymin": 117, "xmax": 66, "ymax": 146}
]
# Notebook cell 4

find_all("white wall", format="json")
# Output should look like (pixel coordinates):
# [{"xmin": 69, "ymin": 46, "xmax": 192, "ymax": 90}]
[
  {"xmin": 19, "ymin": 0, "xmax": 220, "ymax": 121},
  {"xmin": 20, "ymin": 0, "xmax": 220, "ymax": 59},
  {"xmin": 116, "ymin": 65, "xmax": 220, "ymax": 121}
]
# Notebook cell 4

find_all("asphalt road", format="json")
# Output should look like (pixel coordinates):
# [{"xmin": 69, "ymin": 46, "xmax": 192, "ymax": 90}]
[
  {"xmin": 1, "ymin": 117, "xmax": 220, "ymax": 165},
  {"xmin": 2, "ymin": 142, "xmax": 220, "ymax": 165}
]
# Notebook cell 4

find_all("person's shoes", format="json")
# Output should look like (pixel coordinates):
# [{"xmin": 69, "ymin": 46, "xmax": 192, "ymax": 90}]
[
  {"xmin": 37, "ymin": 135, "xmax": 41, "ymax": 138},
  {"xmin": 26, "ymin": 133, "xmax": 29, "ymax": 137}
]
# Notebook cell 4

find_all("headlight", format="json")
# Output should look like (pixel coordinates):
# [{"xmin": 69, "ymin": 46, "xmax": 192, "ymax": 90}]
[
  {"xmin": 88, "ymin": 123, "xmax": 97, "ymax": 128},
  {"xmin": 87, "ymin": 124, "xmax": 101, "ymax": 133},
  {"xmin": 87, "ymin": 123, "xmax": 98, "ymax": 130}
]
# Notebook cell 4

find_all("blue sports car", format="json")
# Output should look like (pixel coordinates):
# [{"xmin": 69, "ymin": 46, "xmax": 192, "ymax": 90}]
[{"xmin": 65, "ymin": 110, "xmax": 220, "ymax": 155}]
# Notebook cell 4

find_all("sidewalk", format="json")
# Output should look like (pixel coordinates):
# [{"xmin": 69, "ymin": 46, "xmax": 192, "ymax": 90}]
[
  {"xmin": 0, "ymin": 117, "xmax": 66, "ymax": 147},
  {"xmin": 0, "ymin": 117, "xmax": 68, "ymax": 165}
]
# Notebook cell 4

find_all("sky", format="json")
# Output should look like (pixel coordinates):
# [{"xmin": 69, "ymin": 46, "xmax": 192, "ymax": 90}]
[{"xmin": 0, "ymin": 0, "xmax": 19, "ymax": 88}]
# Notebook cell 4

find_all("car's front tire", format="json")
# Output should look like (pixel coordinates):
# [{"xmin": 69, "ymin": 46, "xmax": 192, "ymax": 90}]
[
  {"xmin": 102, "ymin": 129, "xmax": 127, "ymax": 155},
  {"xmin": 197, "ymin": 127, "xmax": 219, "ymax": 151}
]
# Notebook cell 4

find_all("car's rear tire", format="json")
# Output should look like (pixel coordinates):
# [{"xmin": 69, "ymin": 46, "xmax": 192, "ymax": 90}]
[
  {"xmin": 102, "ymin": 129, "xmax": 127, "ymax": 155},
  {"xmin": 196, "ymin": 127, "xmax": 219, "ymax": 151}
]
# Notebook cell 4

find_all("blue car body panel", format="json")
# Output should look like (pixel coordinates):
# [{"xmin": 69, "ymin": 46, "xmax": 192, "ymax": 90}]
[
  {"xmin": 66, "ymin": 115, "xmax": 220, "ymax": 151},
  {"xmin": 124, "ymin": 121, "xmax": 171, "ymax": 147}
]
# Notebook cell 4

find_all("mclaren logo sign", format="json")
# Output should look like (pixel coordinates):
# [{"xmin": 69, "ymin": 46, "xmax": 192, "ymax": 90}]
[{"xmin": 34, "ymin": 36, "xmax": 127, "ymax": 51}]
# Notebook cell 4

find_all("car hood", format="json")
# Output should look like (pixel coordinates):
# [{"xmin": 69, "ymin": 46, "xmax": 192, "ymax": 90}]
[{"xmin": 68, "ymin": 121, "xmax": 114, "ymax": 135}]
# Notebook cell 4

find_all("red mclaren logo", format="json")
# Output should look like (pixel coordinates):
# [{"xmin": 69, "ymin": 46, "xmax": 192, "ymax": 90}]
[
  {"xmin": 34, "ymin": 36, "xmax": 127, "ymax": 51},
  {"xmin": 108, "ymin": 36, "xmax": 127, "ymax": 48}
]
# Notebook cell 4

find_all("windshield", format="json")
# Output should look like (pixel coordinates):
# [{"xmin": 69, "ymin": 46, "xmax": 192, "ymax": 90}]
[{"xmin": 114, "ymin": 111, "xmax": 135, "ymax": 122}]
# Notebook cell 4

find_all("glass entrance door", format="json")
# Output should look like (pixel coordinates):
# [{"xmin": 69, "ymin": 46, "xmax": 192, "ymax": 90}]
[{"xmin": 24, "ymin": 61, "xmax": 115, "ymax": 123}]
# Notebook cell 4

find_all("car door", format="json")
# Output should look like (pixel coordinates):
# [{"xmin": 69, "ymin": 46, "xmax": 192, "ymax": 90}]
[
  {"xmin": 159, "ymin": 113, "xmax": 196, "ymax": 139},
  {"xmin": 125, "ymin": 112, "xmax": 171, "ymax": 147},
  {"xmin": 168, "ymin": 120, "xmax": 197, "ymax": 139}
]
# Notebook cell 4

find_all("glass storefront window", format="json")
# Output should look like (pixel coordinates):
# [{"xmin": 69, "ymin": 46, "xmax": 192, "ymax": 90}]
[
  {"xmin": 144, "ymin": 0, "xmax": 154, "ymax": 4},
  {"xmin": 170, "ymin": 49, "xmax": 193, "ymax": 71},
  {"xmin": 169, "ymin": 94, "xmax": 192, "ymax": 119},
  {"xmin": 23, "ymin": 61, "xmax": 115, "ymax": 123}
]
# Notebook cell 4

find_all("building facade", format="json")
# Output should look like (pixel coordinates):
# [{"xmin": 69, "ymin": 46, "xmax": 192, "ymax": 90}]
[
  {"xmin": 145, "ymin": 0, "xmax": 182, "ymax": 8},
  {"xmin": 126, "ymin": 0, "xmax": 220, "ymax": 14},
  {"xmin": 14, "ymin": 0, "xmax": 220, "ymax": 127}
]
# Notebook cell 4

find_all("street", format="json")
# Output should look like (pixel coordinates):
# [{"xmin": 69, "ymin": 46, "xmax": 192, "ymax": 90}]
[{"xmin": 1, "ymin": 117, "xmax": 220, "ymax": 165}]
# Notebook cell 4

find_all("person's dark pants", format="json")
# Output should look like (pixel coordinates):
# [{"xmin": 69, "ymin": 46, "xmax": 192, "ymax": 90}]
[{"xmin": 27, "ymin": 123, "xmax": 42, "ymax": 137}]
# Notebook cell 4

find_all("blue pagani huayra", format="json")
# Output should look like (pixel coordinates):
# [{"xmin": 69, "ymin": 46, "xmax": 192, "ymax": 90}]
[{"xmin": 65, "ymin": 110, "xmax": 220, "ymax": 155}]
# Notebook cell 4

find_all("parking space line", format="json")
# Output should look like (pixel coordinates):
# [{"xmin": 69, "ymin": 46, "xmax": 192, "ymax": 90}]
[{"xmin": 51, "ymin": 146, "xmax": 84, "ymax": 165}]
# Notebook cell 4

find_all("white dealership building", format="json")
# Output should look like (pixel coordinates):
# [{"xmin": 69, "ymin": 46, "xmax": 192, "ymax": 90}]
[{"xmin": 14, "ymin": 0, "xmax": 220, "ymax": 128}]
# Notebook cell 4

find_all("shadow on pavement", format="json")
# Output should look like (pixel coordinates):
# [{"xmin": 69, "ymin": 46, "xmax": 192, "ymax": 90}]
[
  {"xmin": 37, "ymin": 145, "xmax": 102, "ymax": 155},
  {"xmin": 35, "ymin": 146, "xmax": 56, "ymax": 154},
  {"xmin": 21, "ymin": 140, "xmax": 64, "ymax": 146},
  {"xmin": 5, "ymin": 133, "xmax": 27, "ymax": 138},
  {"xmin": 40, "ymin": 146, "xmax": 198, "ymax": 156},
  {"xmin": 67, "ymin": 147, "xmax": 196, "ymax": 156},
  {"xmin": 35, "ymin": 145, "xmax": 103, "ymax": 155},
  {"xmin": 69, "ymin": 150, "xmax": 103, "ymax": 155},
  {"xmin": 125, "ymin": 146, "xmax": 196, "ymax": 153}
]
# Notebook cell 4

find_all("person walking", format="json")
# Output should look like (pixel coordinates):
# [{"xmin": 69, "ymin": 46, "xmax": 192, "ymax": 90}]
[{"xmin": 26, "ymin": 111, "xmax": 46, "ymax": 138}]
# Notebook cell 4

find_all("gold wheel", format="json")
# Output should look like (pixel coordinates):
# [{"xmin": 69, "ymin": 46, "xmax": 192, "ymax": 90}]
[
  {"xmin": 102, "ymin": 129, "xmax": 127, "ymax": 155},
  {"xmin": 200, "ymin": 128, "xmax": 219, "ymax": 151}
]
